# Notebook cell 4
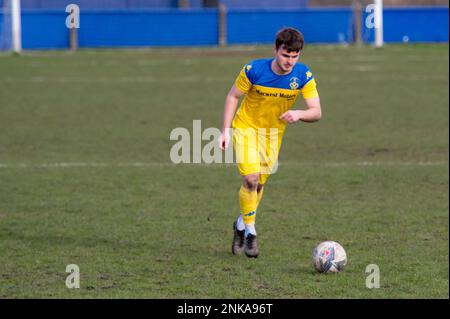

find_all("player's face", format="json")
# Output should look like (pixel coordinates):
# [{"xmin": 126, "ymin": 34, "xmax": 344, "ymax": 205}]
[{"xmin": 274, "ymin": 46, "xmax": 300, "ymax": 73}]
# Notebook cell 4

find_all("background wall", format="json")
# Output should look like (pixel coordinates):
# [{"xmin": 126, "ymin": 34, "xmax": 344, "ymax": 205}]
[
  {"xmin": 0, "ymin": 0, "xmax": 310, "ymax": 9},
  {"xmin": 309, "ymin": 0, "xmax": 449, "ymax": 6},
  {"xmin": 0, "ymin": 0, "xmax": 448, "ymax": 49},
  {"xmin": 1, "ymin": 0, "xmax": 449, "ymax": 8}
]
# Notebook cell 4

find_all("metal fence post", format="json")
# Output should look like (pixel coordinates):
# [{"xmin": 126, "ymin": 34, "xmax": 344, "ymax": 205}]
[
  {"xmin": 353, "ymin": 0, "xmax": 363, "ymax": 45},
  {"xmin": 218, "ymin": 3, "xmax": 227, "ymax": 47}
]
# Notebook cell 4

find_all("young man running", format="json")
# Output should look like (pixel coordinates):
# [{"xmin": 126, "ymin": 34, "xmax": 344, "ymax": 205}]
[{"xmin": 219, "ymin": 27, "xmax": 322, "ymax": 258}]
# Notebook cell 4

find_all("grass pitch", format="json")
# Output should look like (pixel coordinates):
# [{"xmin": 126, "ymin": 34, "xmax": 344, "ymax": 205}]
[{"xmin": 0, "ymin": 44, "xmax": 448, "ymax": 298}]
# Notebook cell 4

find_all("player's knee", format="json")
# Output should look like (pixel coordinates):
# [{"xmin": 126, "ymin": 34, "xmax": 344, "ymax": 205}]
[{"xmin": 243, "ymin": 174, "xmax": 259, "ymax": 191}]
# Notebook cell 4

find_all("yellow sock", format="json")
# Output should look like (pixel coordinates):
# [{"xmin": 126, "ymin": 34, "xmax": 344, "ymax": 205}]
[
  {"xmin": 239, "ymin": 185, "xmax": 257, "ymax": 225},
  {"xmin": 256, "ymin": 186, "xmax": 264, "ymax": 210}
]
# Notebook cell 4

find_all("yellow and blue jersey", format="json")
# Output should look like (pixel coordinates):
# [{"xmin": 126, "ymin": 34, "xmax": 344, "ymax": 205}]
[{"xmin": 232, "ymin": 58, "xmax": 319, "ymax": 134}]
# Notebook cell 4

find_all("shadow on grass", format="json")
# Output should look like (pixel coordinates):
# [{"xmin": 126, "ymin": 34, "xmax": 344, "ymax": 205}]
[{"xmin": 283, "ymin": 264, "xmax": 318, "ymax": 276}]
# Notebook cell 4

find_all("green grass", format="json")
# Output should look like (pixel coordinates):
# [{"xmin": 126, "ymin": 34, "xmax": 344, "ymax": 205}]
[{"xmin": 0, "ymin": 44, "xmax": 448, "ymax": 298}]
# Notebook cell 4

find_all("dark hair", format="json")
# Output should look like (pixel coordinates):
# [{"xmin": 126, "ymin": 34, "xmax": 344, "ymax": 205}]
[{"xmin": 275, "ymin": 27, "xmax": 304, "ymax": 52}]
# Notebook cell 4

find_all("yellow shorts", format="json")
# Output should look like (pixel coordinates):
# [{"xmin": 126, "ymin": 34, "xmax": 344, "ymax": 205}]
[{"xmin": 232, "ymin": 127, "xmax": 282, "ymax": 185}]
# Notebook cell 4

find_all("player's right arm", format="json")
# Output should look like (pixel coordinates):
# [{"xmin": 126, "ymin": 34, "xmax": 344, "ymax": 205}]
[
  {"xmin": 219, "ymin": 84, "xmax": 244, "ymax": 150},
  {"xmin": 220, "ymin": 63, "xmax": 254, "ymax": 150}
]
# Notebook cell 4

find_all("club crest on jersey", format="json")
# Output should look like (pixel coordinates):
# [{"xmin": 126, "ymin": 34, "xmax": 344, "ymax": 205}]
[
  {"xmin": 306, "ymin": 71, "xmax": 313, "ymax": 79},
  {"xmin": 289, "ymin": 77, "xmax": 299, "ymax": 90}
]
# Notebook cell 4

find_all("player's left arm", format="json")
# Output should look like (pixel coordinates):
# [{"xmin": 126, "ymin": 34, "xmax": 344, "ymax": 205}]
[
  {"xmin": 279, "ymin": 96, "xmax": 322, "ymax": 124},
  {"xmin": 280, "ymin": 76, "xmax": 322, "ymax": 124}
]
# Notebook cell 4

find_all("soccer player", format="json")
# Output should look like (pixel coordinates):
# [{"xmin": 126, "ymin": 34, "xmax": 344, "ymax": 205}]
[{"xmin": 218, "ymin": 27, "xmax": 322, "ymax": 258}]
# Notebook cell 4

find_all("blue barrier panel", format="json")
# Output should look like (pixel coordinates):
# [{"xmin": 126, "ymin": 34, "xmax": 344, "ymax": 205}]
[
  {"xmin": 220, "ymin": 0, "xmax": 309, "ymax": 9},
  {"xmin": 78, "ymin": 9, "xmax": 218, "ymax": 47},
  {"xmin": 227, "ymin": 8, "xmax": 354, "ymax": 45},
  {"xmin": 0, "ymin": 0, "xmax": 309, "ymax": 9},
  {"xmin": 22, "ymin": 11, "xmax": 69, "ymax": 49},
  {"xmin": 0, "ymin": 0, "xmax": 178, "ymax": 9},
  {"xmin": 8, "ymin": 6, "xmax": 450, "ymax": 50},
  {"xmin": 0, "ymin": 12, "xmax": 3, "ymax": 35},
  {"xmin": 362, "ymin": 7, "xmax": 449, "ymax": 43},
  {"xmin": 0, "ymin": 12, "xmax": 7, "ymax": 49},
  {"xmin": 20, "ymin": 9, "xmax": 218, "ymax": 49}
]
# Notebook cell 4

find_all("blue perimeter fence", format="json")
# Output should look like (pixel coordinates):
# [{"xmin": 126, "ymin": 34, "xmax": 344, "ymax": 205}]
[{"xmin": 0, "ymin": 6, "xmax": 448, "ymax": 49}]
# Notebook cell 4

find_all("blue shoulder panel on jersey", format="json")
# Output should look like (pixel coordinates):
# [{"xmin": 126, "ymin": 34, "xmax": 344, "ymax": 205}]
[
  {"xmin": 243, "ymin": 59, "xmax": 269, "ymax": 84},
  {"xmin": 244, "ymin": 59, "xmax": 314, "ymax": 90}
]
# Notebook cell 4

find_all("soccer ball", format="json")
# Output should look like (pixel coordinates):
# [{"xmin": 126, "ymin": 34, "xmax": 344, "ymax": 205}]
[{"xmin": 312, "ymin": 241, "xmax": 347, "ymax": 273}]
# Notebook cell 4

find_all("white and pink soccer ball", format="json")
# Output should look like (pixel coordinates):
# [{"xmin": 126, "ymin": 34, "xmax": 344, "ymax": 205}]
[{"xmin": 312, "ymin": 241, "xmax": 347, "ymax": 273}]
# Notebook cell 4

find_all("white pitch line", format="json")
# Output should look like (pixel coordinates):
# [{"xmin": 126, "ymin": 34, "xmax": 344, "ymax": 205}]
[{"xmin": 0, "ymin": 161, "xmax": 447, "ymax": 169}]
